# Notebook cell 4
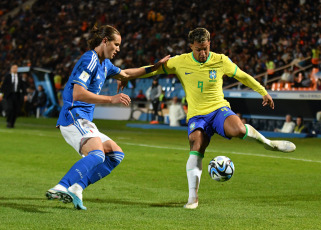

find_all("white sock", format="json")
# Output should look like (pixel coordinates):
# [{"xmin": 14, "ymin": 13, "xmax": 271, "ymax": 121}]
[
  {"xmin": 68, "ymin": 183, "xmax": 83, "ymax": 200},
  {"xmin": 53, "ymin": 184, "xmax": 68, "ymax": 192},
  {"xmin": 186, "ymin": 153, "xmax": 203, "ymax": 203},
  {"xmin": 244, "ymin": 124, "xmax": 271, "ymax": 145}
]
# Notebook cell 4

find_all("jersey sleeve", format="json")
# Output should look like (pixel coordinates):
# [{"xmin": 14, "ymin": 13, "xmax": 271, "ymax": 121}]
[
  {"xmin": 104, "ymin": 59, "xmax": 121, "ymax": 79},
  {"xmin": 162, "ymin": 56, "xmax": 177, "ymax": 75},
  {"xmin": 234, "ymin": 68, "xmax": 268, "ymax": 96},
  {"xmin": 71, "ymin": 52, "xmax": 98, "ymax": 89},
  {"xmin": 222, "ymin": 55, "xmax": 238, "ymax": 77},
  {"xmin": 222, "ymin": 54, "xmax": 267, "ymax": 96}
]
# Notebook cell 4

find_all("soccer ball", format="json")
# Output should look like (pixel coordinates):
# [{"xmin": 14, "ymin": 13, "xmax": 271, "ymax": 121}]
[{"xmin": 208, "ymin": 156, "xmax": 235, "ymax": 182}]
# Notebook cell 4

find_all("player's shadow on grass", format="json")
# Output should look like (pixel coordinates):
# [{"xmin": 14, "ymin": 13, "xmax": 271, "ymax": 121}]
[
  {"xmin": 0, "ymin": 196, "xmax": 49, "ymax": 213},
  {"xmin": 86, "ymin": 197, "xmax": 184, "ymax": 208},
  {"xmin": 0, "ymin": 196, "xmax": 70, "ymax": 213}
]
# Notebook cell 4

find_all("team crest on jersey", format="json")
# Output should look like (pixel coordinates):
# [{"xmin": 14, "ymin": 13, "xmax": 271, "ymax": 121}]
[
  {"xmin": 209, "ymin": 70, "xmax": 217, "ymax": 82},
  {"xmin": 189, "ymin": 122, "xmax": 196, "ymax": 132}
]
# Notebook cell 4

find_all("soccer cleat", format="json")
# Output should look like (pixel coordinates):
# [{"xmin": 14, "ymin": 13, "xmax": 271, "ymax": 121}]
[
  {"xmin": 183, "ymin": 201, "xmax": 199, "ymax": 209},
  {"xmin": 46, "ymin": 188, "xmax": 73, "ymax": 203},
  {"xmin": 264, "ymin": 140, "xmax": 296, "ymax": 153},
  {"xmin": 67, "ymin": 189, "xmax": 87, "ymax": 210},
  {"xmin": 183, "ymin": 197, "xmax": 199, "ymax": 209}
]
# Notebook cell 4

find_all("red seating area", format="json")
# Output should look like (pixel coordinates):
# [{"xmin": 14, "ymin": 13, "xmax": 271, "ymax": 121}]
[{"xmin": 271, "ymin": 68, "xmax": 320, "ymax": 91}]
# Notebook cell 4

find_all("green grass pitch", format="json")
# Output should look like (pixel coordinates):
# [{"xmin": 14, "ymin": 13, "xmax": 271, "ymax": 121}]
[{"xmin": 0, "ymin": 117, "xmax": 320, "ymax": 229}]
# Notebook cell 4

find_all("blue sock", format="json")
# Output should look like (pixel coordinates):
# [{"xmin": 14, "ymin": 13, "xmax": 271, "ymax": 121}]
[
  {"xmin": 58, "ymin": 150, "xmax": 105, "ymax": 189},
  {"xmin": 78, "ymin": 151, "xmax": 125, "ymax": 189}
]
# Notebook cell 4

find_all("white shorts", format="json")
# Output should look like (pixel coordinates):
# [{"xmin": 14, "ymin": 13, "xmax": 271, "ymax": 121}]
[{"xmin": 60, "ymin": 119, "xmax": 111, "ymax": 156}]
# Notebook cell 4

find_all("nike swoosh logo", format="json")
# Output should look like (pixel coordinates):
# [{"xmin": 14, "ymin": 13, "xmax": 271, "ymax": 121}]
[
  {"xmin": 224, "ymin": 112, "xmax": 231, "ymax": 116},
  {"xmin": 185, "ymin": 72, "xmax": 192, "ymax": 75}
]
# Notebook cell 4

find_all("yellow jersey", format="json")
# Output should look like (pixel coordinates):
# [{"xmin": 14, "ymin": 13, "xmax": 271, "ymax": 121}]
[{"xmin": 144, "ymin": 52, "xmax": 267, "ymax": 121}]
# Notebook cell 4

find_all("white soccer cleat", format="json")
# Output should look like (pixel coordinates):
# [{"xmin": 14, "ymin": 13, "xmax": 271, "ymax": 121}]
[
  {"xmin": 46, "ymin": 188, "xmax": 73, "ymax": 203},
  {"xmin": 67, "ymin": 189, "xmax": 87, "ymax": 210},
  {"xmin": 46, "ymin": 184, "xmax": 73, "ymax": 203},
  {"xmin": 184, "ymin": 201, "xmax": 199, "ymax": 209},
  {"xmin": 68, "ymin": 183, "xmax": 83, "ymax": 201},
  {"xmin": 264, "ymin": 140, "xmax": 296, "ymax": 153},
  {"xmin": 184, "ymin": 197, "xmax": 199, "ymax": 209}
]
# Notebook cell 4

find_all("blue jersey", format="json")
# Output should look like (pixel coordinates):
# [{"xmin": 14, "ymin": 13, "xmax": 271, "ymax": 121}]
[{"xmin": 57, "ymin": 50, "xmax": 121, "ymax": 127}]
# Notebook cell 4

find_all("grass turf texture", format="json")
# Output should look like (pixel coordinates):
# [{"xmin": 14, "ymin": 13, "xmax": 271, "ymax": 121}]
[{"xmin": 0, "ymin": 117, "xmax": 320, "ymax": 230}]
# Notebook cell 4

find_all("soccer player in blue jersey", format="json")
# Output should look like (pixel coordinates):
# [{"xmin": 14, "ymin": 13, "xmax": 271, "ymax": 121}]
[{"xmin": 46, "ymin": 25, "xmax": 169, "ymax": 210}]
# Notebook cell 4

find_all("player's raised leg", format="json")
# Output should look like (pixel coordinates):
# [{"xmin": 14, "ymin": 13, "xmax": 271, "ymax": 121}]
[
  {"xmin": 224, "ymin": 115, "xmax": 296, "ymax": 152},
  {"xmin": 184, "ymin": 129, "xmax": 209, "ymax": 209}
]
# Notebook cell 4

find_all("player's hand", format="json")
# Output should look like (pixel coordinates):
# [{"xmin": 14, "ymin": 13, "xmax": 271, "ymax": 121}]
[
  {"xmin": 111, "ymin": 93, "xmax": 131, "ymax": 106},
  {"xmin": 262, "ymin": 94, "xmax": 274, "ymax": 109},
  {"xmin": 151, "ymin": 55, "xmax": 171, "ymax": 71},
  {"xmin": 117, "ymin": 80, "xmax": 128, "ymax": 93}
]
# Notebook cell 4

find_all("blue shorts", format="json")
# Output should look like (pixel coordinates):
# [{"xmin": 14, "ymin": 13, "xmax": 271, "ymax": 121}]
[{"xmin": 187, "ymin": 106, "xmax": 236, "ymax": 140}]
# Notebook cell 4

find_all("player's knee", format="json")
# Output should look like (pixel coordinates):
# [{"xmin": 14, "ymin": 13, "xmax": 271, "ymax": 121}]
[
  {"xmin": 103, "ymin": 140, "xmax": 123, "ymax": 153},
  {"xmin": 227, "ymin": 123, "xmax": 246, "ymax": 138}
]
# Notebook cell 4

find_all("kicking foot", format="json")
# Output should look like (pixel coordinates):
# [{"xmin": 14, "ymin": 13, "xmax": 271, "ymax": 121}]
[
  {"xmin": 67, "ymin": 189, "xmax": 87, "ymax": 210},
  {"xmin": 46, "ymin": 188, "xmax": 73, "ymax": 203},
  {"xmin": 264, "ymin": 140, "xmax": 296, "ymax": 153},
  {"xmin": 184, "ymin": 198, "xmax": 198, "ymax": 209}
]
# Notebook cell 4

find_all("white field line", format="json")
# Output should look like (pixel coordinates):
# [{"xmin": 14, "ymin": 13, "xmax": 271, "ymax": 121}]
[
  {"xmin": 120, "ymin": 142, "xmax": 321, "ymax": 164},
  {"xmin": 1, "ymin": 128, "xmax": 320, "ymax": 164}
]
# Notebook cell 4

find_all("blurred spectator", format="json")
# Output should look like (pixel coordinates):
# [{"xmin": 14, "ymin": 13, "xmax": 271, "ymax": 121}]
[
  {"xmin": 275, "ymin": 114, "xmax": 295, "ymax": 133},
  {"xmin": 20, "ymin": 72, "xmax": 30, "ymax": 116},
  {"xmin": 317, "ymin": 78, "xmax": 321, "ymax": 90},
  {"xmin": 159, "ymin": 90, "xmax": 167, "ymax": 110},
  {"xmin": 0, "ymin": 64, "xmax": 26, "ymax": 128},
  {"xmin": 294, "ymin": 116, "xmax": 308, "ymax": 134},
  {"xmin": 279, "ymin": 68, "xmax": 294, "ymax": 83},
  {"xmin": 35, "ymin": 85, "xmax": 47, "ymax": 118},
  {"xmin": 135, "ymin": 89, "xmax": 147, "ymax": 108},
  {"xmin": 265, "ymin": 57, "xmax": 275, "ymax": 78},
  {"xmin": 21, "ymin": 73, "xmax": 30, "ymax": 91},
  {"xmin": 316, "ymin": 111, "xmax": 321, "ymax": 122},
  {"xmin": 25, "ymin": 86, "xmax": 37, "ymax": 116},
  {"xmin": 53, "ymin": 70, "xmax": 62, "ymax": 91},
  {"xmin": 311, "ymin": 46, "xmax": 320, "ymax": 68},
  {"xmin": 168, "ymin": 96, "xmax": 185, "ymax": 127},
  {"xmin": 293, "ymin": 72, "xmax": 311, "ymax": 88},
  {"xmin": 146, "ymin": 79, "xmax": 162, "ymax": 121},
  {"xmin": 275, "ymin": 54, "xmax": 286, "ymax": 69}
]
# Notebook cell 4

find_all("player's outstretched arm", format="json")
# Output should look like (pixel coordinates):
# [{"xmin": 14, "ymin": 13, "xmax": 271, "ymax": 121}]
[
  {"xmin": 234, "ymin": 69, "xmax": 267, "ymax": 96},
  {"xmin": 73, "ymin": 84, "xmax": 131, "ymax": 106},
  {"xmin": 234, "ymin": 68, "xmax": 274, "ymax": 110},
  {"xmin": 114, "ymin": 55, "xmax": 170, "ymax": 81},
  {"xmin": 115, "ymin": 55, "xmax": 170, "ymax": 92}
]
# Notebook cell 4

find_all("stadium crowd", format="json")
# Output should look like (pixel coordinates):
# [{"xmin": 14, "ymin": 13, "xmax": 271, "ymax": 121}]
[{"xmin": 0, "ymin": 0, "xmax": 320, "ymax": 88}]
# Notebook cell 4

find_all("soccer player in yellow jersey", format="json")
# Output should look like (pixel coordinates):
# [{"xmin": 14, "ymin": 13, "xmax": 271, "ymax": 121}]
[{"xmin": 142, "ymin": 28, "xmax": 296, "ymax": 209}]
